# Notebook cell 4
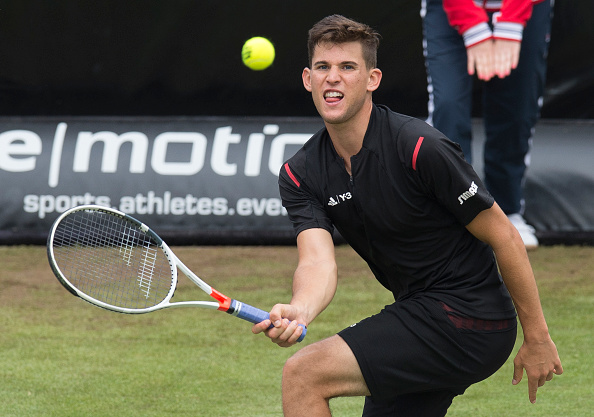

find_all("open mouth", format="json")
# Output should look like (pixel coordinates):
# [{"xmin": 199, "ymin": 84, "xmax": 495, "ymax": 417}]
[{"xmin": 324, "ymin": 91, "xmax": 344, "ymax": 103}]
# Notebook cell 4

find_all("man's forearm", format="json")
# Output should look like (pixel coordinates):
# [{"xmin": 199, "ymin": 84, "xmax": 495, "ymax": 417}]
[
  {"xmin": 494, "ymin": 233, "xmax": 550, "ymax": 341},
  {"xmin": 291, "ymin": 259, "xmax": 338, "ymax": 325}
]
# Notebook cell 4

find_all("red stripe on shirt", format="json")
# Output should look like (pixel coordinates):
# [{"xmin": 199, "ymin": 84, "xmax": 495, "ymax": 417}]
[
  {"xmin": 284, "ymin": 162, "xmax": 300, "ymax": 187},
  {"xmin": 412, "ymin": 136, "xmax": 424, "ymax": 171}
]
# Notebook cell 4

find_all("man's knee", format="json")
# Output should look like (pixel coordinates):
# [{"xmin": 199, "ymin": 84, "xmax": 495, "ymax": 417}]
[
  {"xmin": 282, "ymin": 335, "xmax": 369, "ymax": 399},
  {"xmin": 282, "ymin": 352, "xmax": 303, "ymax": 383},
  {"xmin": 282, "ymin": 348, "xmax": 317, "ymax": 390},
  {"xmin": 282, "ymin": 338, "xmax": 340, "ymax": 397}
]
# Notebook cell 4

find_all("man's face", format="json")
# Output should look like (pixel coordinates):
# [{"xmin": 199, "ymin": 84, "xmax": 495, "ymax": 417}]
[{"xmin": 302, "ymin": 41, "xmax": 381, "ymax": 126}]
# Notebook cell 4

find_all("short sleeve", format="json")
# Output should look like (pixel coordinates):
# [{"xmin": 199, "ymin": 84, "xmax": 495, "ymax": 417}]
[
  {"xmin": 408, "ymin": 134, "xmax": 494, "ymax": 225},
  {"xmin": 279, "ymin": 161, "xmax": 334, "ymax": 237}
]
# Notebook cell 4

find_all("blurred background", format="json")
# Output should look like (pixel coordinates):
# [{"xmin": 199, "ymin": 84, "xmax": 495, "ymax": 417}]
[
  {"xmin": 1, "ymin": 0, "xmax": 593, "ymax": 245},
  {"xmin": 1, "ymin": 0, "xmax": 592, "ymax": 118}
]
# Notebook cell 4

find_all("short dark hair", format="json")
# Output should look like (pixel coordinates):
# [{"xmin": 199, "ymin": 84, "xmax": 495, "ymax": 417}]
[{"xmin": 307, "ymin": 14, "xmax": 381, "ymax": 70}]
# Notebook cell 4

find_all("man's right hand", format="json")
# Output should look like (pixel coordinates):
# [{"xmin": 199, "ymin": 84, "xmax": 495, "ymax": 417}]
[{"xmin": 251, "ymin": 303, "xmax": 306, "ymax": 347}]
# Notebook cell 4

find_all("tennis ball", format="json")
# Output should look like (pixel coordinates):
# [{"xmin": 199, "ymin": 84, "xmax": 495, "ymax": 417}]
[{"xmin": 242, "ymin": 37, "xmax": 275, "ymax": 71}]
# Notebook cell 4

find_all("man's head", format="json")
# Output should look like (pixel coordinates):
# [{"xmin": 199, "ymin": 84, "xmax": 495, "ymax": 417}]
[
  {"xmin": 307, "ymin": 14, "xmax": 381, "ymax": 71},
  {"xmin": 303, "ymin": 15, "xmax": 382, "ymax": 128}
]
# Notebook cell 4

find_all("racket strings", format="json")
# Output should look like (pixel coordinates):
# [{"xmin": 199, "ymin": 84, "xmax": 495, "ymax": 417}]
[{"xmin": 52, "ymin": 210, "xmax": 174, "ymax": 309}]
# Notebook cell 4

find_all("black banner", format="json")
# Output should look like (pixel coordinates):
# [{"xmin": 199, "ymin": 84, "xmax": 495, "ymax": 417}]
[
  {"xmin": 0, "ymin": 116, "xmax": 323, "ymax": 244},
  {"xmin": 2, "ymin": 117, "xmax": 593, "ymax": 245}
]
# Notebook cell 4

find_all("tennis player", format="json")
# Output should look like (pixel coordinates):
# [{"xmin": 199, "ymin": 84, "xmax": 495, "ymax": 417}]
[{"xmin": 252, "ymin": 14, "xmax": 562, "ymax": 417}]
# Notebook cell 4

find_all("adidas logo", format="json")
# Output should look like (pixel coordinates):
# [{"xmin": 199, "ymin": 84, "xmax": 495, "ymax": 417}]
[{"xmin": 328, "ymin": 192, "xmax": 352, "ymax": 207}]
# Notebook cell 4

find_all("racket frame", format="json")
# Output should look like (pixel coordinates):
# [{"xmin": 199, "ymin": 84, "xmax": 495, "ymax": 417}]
[
  {"xmin": 48, "ymin": 205, "xmax": 227, "ymax": 314},
  {"xmin": 47, "ymin": 205, "xmax": 306, "ymax": 341}
]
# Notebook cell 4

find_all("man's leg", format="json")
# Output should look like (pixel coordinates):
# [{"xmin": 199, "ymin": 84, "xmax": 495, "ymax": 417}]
[{"xmin": 282, "ymin": 335, "xmax": 370, "ymax": 417}]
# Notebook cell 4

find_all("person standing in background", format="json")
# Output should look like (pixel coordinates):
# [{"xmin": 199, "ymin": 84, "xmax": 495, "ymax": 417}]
[{"xmin": 422, "ymin": 0, "xmax": 553, "ymax": 249}]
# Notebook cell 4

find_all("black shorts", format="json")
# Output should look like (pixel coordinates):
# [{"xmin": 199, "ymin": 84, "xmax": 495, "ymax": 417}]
[{"xmin": 338, "ymin": 298, "xmax": 516, "ymax": 416}]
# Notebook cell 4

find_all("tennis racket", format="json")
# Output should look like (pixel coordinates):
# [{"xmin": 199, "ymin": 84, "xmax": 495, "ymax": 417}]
[{"xmin": 47, "ymin": 204, "xmax": 306, "ymax": 342}]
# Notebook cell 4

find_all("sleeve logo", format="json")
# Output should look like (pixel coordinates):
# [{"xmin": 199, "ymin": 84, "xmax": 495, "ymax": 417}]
[{"xmin": 457, "ymin": 181, "xmax": 478, "ymax": 205}]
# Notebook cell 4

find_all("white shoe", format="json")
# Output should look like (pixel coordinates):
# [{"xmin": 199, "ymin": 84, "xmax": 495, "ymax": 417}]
[{"xmin": 508, "ymin": 213, "xmax": 539, "ymax": 250}]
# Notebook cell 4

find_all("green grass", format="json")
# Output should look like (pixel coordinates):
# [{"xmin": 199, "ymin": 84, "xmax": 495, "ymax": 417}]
[{"xmin": 1, "ymin": 245, "xmax": 592, "ymax": 416}]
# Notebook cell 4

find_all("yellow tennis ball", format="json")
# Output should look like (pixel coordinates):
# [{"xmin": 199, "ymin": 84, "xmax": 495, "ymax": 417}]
[{"xmin": 242, "ymin": 37, "xmax": 275, "ymax": 71}]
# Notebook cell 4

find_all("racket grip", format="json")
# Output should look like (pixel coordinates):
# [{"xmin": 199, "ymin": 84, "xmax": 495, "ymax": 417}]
[{"xmin": 231, "ymin": 300, "xmax": 307, "ymax": 342}]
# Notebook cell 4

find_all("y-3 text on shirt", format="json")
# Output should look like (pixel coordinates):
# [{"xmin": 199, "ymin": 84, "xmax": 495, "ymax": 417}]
[{"xmin": 328, "ymin": 192, "xmax": 352, "ymax": 207}]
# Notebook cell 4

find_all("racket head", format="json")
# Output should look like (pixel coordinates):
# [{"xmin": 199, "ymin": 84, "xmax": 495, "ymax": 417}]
[{"xmin": 47, "ymin": 205, "xmax": 177, "ymax": 314}]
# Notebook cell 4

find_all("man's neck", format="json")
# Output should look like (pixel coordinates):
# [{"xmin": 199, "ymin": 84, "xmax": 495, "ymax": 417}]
[{"xmin": 325, "ymin": 101, "xmax": 373, "ymax": 172}]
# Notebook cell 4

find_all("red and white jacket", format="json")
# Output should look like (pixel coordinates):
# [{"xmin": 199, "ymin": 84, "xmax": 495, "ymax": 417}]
[{"xmin": 443, "ymin": 0, "xmax": 545, "ymax": 47}]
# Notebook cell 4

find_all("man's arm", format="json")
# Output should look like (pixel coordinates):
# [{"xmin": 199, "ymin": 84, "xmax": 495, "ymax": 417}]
[
  {"xmin": 252, "ymin": 228, "xmax": 338, "ymax": 347},
  {"xmin": 466, "ymin": 202, "xmax": 563, "ymax": 403}
]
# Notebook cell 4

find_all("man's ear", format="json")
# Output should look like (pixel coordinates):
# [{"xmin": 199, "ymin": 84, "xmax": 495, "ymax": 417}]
[
  {"xmin": 367, "ymin": 68, "xmax": 382, "ymax": 92},
  {"xmin": 302, "ymin": 67, "xmax": 312, "ymax": 92}
]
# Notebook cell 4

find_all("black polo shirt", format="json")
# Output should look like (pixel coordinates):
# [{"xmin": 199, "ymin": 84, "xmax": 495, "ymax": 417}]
[{"xmin": 279, "ymin": 104, "xmax": 516, "ymax": 320}]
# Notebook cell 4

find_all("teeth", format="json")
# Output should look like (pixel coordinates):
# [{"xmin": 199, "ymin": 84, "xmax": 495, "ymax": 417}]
[{"xmin": 325, "ymin": 92, "xmax": 343, "ymax": 98}]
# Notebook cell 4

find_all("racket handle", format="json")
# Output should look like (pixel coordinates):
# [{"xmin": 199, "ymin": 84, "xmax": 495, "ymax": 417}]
[{"xmin": 230, "ymin": 300, "xmax": 306, "ymax": 342}]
